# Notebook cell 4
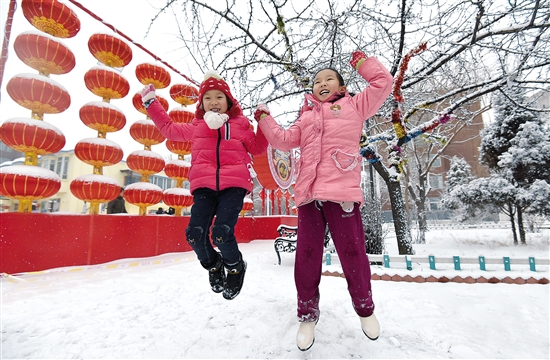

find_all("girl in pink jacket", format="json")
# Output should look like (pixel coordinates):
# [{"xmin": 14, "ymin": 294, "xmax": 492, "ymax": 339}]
[
  {"xmin": 140, "ymin": 71, "xmax": 268, "ymax": 301},
  {"xmin": 254, "ymin": 51, "xmax": 393, "ymax": 350}
]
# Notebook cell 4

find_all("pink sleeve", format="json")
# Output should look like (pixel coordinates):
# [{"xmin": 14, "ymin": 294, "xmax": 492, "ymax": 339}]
[
  {"xmin": 352, "ymin": 57, "xmax": 394, "ymax": 119},
  {"xmin": 258, "ymin": 115, "xmax": 301, "ymax": 151},
  {"xmin": 146, "ymin": 100, "xmax": 193, "ymax": 141}
]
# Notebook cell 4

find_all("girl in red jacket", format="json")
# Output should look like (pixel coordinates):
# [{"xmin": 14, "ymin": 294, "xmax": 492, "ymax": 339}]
[
  {"xmin": 254, "ymin": 51, "xmax": 393, "ymax": 350},
  {"xmin": 140, "ymin": 71, "xmax": 268, "ymax": 300}
]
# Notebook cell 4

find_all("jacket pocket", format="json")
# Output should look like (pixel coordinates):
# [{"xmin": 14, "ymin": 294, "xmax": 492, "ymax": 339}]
[{"xmin": 331, "ymin": 149, "xmax": 360, "ymax": 172}]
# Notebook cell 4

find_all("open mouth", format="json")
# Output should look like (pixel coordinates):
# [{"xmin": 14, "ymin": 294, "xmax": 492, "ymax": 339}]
[
  {"xmin": 209, "ymin": 108, "xmax": 221, "ymax": 113},
  {"xmin": 319, "ymin": 90, "xmax": 330, "ymax": 96}
]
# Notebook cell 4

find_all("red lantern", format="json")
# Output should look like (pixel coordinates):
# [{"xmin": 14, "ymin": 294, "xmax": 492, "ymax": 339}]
[
  {"xmin": 163, "ymin": 187, "xmax": 193, "ymax": 211},
  {"xmin": 126, "ymin": 150, "xmax": 165, "ymax": 177},
  {"xmin": 88, "ymin": 33, "xmax": 132, "ymax": 68},
  {"xmin": 135, "ymin": 63, "xmax": 171, "ymax": 89},
  {"xmin": 7, "ymin": 73, "xmax": 71, "ymax": 118},
  {"xmin": 84, "ymin": 66, "xmax": 130, "ymax": 101},
  {"xmin": 70, "ymin": 175, "xmax": 120, "ymax": 202},
  {"xmin": 254, "ymin": 152, "xmax": 278, "ymax": 191},
  {"xmin": 0, "ymin": 165, "xmax": 61, "ymax": 212},
  {"xmin": 14, "ymin": 32, "xmax": 75, "ymax": 75},
  {"xmin": 129, "ymin": 120, "xmax": 165, "ymax": 148},
  {"xmin": 284, "ymin": 190, "xmax": 291, "ymax": 214},
  {"xmin": 242, "ymin": 197, "xmax": 253, "ymax": 214},
  {"xmin": 166, "ymin": 140, "xmax": 192, "ymax": 157},
  {"xmin": 164, "ymin": 160, "xmax": 190, "ymax": 181},
  {"xmin": 169, "ymin": 108, "xmax": 194, "ymax": 123},
  {"xmin": 74, "ymin": 138, "xmax": 124, "ymax": 168},
  {"xmin": 79, "ymin": 101, "xmax": 126, "ymax": 134},
  {"xmin": 70, "ymin": 174, "xmax": 121, "ymax": 214},
  {"xmin": 170, "ymin": 84, "xmax": 199, "ymax": 106},
  {"xmin": 162, "ymin": 188, "xmax": 193, "ymax": 216},
  {"xmin": 21, "ymin": 0, "xmax": 81, "ymax": 38},
  {"xmin": 0, "ymin": 118, "xmax": 65, "ymax": 155},
  {"xmin": 132, "ymin": 92, "xmax": 169, "ymax": 115},
  {"xmin": 123, "ymin": 182, "xmax": 163, "ymax": 215}
]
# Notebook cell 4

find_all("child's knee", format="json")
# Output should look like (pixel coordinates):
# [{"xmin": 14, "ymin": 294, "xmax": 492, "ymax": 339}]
[
  {"xmin": 186, "ymin": 226, "xmax": 204, "ymax": 245},
  {"xmin": 211, "ymin": 224, "xmax": 231, "ymax": 244}
]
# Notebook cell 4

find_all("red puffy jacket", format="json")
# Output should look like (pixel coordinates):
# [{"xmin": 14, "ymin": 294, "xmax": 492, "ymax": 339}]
[{"xmin": 146, "ymin": 100, "xmax": 268, "ymax": 194}]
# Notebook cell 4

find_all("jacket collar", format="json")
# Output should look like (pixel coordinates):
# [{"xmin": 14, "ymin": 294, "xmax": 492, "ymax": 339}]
[{"xmin": 304, "ymin": 91, "xmax": 349, "ymax": 109}]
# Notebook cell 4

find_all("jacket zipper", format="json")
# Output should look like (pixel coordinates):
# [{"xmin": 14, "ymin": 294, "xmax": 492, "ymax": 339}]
[{"xmin": 216, "ymin": 128, "xmax": 221, "ymax": 191}]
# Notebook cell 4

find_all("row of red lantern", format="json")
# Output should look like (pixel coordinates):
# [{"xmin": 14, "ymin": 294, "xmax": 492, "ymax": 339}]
[
  {"xmin": 0, "ymin": 0, "xmax": 80, "ymax": 212},
  {"xmin": 124, "ymin": 63, "xmax": 169, "ymax": 215},
  {"xmin": 69, "ymin": 31, "xmax": 134, "ymax": 214}
]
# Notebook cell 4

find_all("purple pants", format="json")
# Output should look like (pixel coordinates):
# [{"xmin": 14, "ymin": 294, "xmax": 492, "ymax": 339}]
[{"xmin": 295, "ymin": 201, "xmax": 375, "ymax": 321}]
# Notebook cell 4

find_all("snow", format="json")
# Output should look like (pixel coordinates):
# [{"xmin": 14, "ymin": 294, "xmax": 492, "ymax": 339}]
[
  {"xmin": 129, "ymin": 149, "xmax": 165, "ymax": 160},
  {"xmin": 163, "ymin": 187, "xmax": 191, "ymax": 196},
  {"xmin": 0, "ymin": 164, "xmax": 61, "ymax": 180},
  {"xmin": 72, "ymin": 174, "xmax": 121, "ymax": 186},
  {"xmin": 1, "ymin": 227, "xmax": 548, "ymax": 359},
  {"xmin": 82, "ymin": 100, "xmax": 125, "ymax": 113},
  {"xmin": 125, "ymin": 181, "xmax": 162, "ymax": 191},
  {"xmin": 1, "ymin": 117, "xmax": 65, "ymax": 135},
  {"xmin": 11, "ymin": 72, "xmax": 69, "ymax": 92},
  {"xmin": 78, "ymin": 137, "xmax": 122, "ymax": 149}
]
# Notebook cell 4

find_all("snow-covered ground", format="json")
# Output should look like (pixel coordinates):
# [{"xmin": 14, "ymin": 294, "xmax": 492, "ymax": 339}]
[{"xmin": 1, "ymin": 227, "xmax": 548, "ymax": 359}]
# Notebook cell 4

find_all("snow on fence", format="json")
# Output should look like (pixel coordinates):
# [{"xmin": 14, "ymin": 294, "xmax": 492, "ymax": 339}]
[
  {"xmin": 427, "ymin": 222, "xmax": 510, "ymax": 230},
  {"xmin": 324, "ymin": 253, "xmax": 549, "ymax": 272}
]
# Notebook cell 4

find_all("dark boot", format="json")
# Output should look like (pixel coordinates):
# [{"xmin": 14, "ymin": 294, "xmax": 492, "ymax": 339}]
[
  {"xmin": 223, "ymin": 259, "xmax": 247, "ymax": 300},
  {"xmin": 200, "ymin": 252, "xmax": 225, "ymax": 293}
]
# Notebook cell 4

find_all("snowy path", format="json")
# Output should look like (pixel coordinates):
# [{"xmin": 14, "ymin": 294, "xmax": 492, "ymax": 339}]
[{"xmin": 1, "ymin": 240, "xmax": 548, "ymax": 359}]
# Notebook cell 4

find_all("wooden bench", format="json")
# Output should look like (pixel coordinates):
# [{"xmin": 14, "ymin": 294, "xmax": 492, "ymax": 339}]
[{"xmin": 274, "ymin": 224, "xmax": 334, "ymax": 265}]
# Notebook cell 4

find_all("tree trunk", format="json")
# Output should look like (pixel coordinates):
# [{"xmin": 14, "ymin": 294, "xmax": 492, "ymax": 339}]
[
  {"xmin": 372, "ymin": 161, "xmax": 414, "ymax": 255},
  {"xmin": 407, "ymin": 183, "xmax": 428, "ymax": 245},
  {"xmin": 516, "ymin": 204, "xmax": 526, "ymax": 244},
  {"xmin": 415, "ymin": 199, "xmax": 428, "ymax": 244},
  {"xmin": 507, "ymin": 202, "xmax": 518, "ymax": 245}
]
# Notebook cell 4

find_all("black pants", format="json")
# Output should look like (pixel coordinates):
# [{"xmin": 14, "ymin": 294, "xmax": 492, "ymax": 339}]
[{"xmin": 186, "ymin": 187, "xmax": 246, "ymax": 266}]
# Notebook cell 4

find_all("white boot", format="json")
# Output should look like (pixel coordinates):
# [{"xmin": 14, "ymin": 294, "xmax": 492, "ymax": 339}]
[
  {"xmin": 296, "ymin": 321, "xmax": 317, "ymax": 351},
  {"xmin": 360, "ymin": 314, "xmax": 380, "ymax": 340}
]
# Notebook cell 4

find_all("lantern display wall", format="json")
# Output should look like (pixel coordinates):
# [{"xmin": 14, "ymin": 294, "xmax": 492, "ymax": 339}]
[
  {"xmin": 158, "ymin": 83, "xmax": 199, "ymax": 216},
  {"xmin": 69, "ymin": 31, "xmax": 133, "ymax": 214},
  {"xmin": 125, "ymin": 62, "xmax": 175, "ymax": 215},
  {"xmin": 0, "ymin": 0, "xmax": 79, "ymax": 212},
  {"xmin": 0, "ymin": 0, "xmax": 297, "ymax": 217}
]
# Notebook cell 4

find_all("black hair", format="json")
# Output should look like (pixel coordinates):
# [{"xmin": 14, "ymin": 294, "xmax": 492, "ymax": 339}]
[
  {"xmin": 313, "ymin": 67, "xmax": 345, "ymax": 86},
  {"xmin": 312, "ymin": 67, "xmax": 355, "ymax": 99}
]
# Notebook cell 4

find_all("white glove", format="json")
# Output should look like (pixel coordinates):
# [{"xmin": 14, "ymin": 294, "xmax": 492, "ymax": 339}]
[
  {"xmin": 204, "ymin": 111, "xmax": 229, "ymax": 130},
  {"xmin": 140, "ymin": 84, "xmax": 156, "ymax": 103}
]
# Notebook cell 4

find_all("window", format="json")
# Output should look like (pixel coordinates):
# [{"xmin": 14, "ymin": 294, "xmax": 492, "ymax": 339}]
[
  {"xmin": 62, "ymin": 157, "xmax": 69, "ymax": 179},
  {"xmin": 429, "ymin": 197, "xmax": 441, "ymax": 211},
  {"xmin": 428, "ymin": 174, "xmax": 444, "ymax": 189},
  {"xmin": 40, "ymin": 198, "xmax": 60, "ymax": 212},
  {"xmin": 52, "ymin": 156, "xmax": 70, "ymax": 179},
  {"xmin": 56, "ymin": 157, "xmax": 63, "ymax": 176},
  {"xmin": 124, "ymin": 173, "xmax": 141, "ymax": 187},
  {"xmin": 430, "ymin": 155, "xmax": 441, "ymax": 168},
  {"xmin": 150, "ymin": 175, "xmax": 173, "ymax": 190}
]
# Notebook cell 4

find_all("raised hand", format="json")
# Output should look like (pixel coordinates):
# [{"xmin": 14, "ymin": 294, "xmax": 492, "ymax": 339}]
[
  {"xmin": 140, "ymin": 84, "xmax": 156, "ymax": 104},
  {"xmin": 350, "ymin": 51, "xmax": 367, "ymax": 70},
  {"xmin": 254, "ymin": 103, "xmax": 270, "ymax": 121}
]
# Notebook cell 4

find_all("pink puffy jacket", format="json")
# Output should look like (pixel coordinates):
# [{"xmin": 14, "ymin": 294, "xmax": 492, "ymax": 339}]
[
  {"xmin": 258, "ymin": 57, "xmax": 393, "ymax": 207},
  {"xmin": 146, "ymin": 100, "xmax": 268, "ymax": 194}
]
